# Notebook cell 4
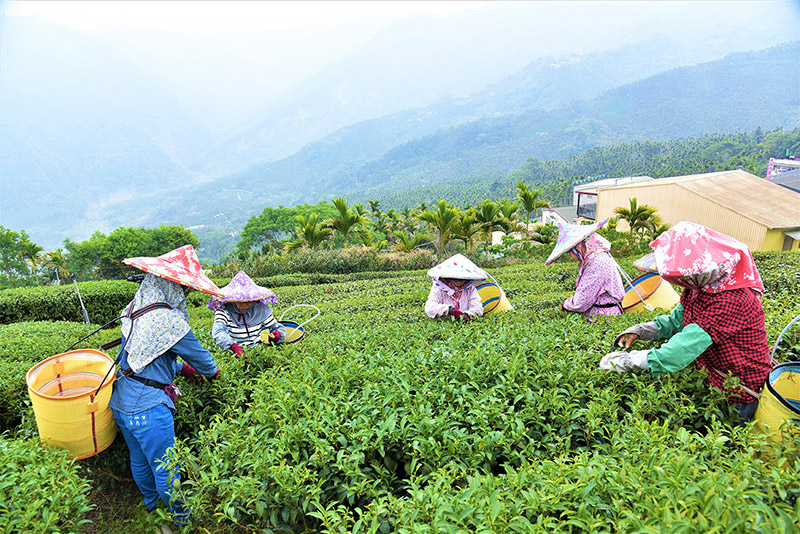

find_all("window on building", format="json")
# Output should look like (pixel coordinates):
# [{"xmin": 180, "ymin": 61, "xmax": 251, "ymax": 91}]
[{"xmin": 576, "ymin": 192, "xmax": 597, "ymax": 220}]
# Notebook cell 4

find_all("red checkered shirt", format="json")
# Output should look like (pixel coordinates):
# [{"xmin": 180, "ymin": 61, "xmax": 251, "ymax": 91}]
[{"xmin": 682, "ymin": 288, "xmax": 772, "ymax": 403}]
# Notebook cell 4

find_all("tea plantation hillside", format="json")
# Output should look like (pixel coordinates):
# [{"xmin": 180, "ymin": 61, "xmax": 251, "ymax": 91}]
[{"xmin": 2, "ymin": 254, "xmax": 800, "ymax": 533}]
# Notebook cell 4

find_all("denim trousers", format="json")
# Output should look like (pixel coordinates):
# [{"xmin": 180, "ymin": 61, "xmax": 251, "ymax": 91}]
[{"xmin": 112, "ymin": 404, "xmax": 190, "ymax": 524}]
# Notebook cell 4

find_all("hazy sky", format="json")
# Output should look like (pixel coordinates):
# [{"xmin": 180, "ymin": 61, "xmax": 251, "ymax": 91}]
[
  {"xmin": 4, "ymin": 0, "xmax": 799, "ymax": 128},
  {"xmin": 3, "ymin": 1, "xmax": 487, "ymax": 120}
]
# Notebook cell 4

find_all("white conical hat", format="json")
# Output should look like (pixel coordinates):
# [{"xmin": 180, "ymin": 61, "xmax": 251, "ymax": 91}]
[{"xmin": 427, "ymin": 254, "xmax": 488, "ymax": 281}]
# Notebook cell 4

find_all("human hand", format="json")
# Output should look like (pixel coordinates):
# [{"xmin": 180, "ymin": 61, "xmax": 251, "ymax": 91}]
[
  {"xmin": 615, "ymin": 333, "xmax": 639, "ymax": 350},
  {"xmin": 613, "ymin": 322, "xmax": 658, "ymax": 349},
  {"xmin": 450, "ymin": 308, "xmax": 464, "ymax": 320},
  {"xmin": 207, "ymin": 369, "xmax": 221, "ymax": 382},
  {"xmin": 600, "ymin": 350, "xmax": 649, "ymax": 373},
  {"xmin": 179, "ymin": 363, "xmax": 205, "ymax": 385},
  {"xmin": 230, "ymin": 343, "xmax": 246, "ymax": 357},
  {"xmin": 268, "ymin": 331, "xmax": 282, "ymax": 343}
]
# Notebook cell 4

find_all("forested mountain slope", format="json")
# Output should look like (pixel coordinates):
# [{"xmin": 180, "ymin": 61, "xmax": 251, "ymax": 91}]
[{"xmin": 92, "ymin": 43, "xmax": 799, "ymax": 260}]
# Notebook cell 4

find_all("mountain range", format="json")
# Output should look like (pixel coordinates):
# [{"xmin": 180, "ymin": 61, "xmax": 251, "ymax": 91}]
[{"xmin": 1, "ymin": 12, "xmax": 798, "ymax": 260}]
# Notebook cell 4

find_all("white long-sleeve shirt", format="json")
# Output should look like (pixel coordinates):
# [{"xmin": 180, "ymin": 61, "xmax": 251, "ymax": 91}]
[{"xmin": 425, "ymin": 284, "xmax": 484, "ymax": 319}]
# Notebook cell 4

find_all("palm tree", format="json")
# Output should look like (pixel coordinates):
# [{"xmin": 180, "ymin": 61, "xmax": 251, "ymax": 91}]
[
  {"xmin": 453, "ymin": 209, "xmax": 481, "ymax": 251},
  {"xmin": 516, "ymin": 181, "xmax": 550, "ymax": 227},
  {"xmin": 472, "ymin": 200, "xmax": 502, "ymax": 245},
  {"xmin": 285, "ymin": 213, "xmax": 332, "ymax": 251},
  {"xmin": 43, "ymin": 249, "xmax": 70, "ymax": 283},
  {"xmin": 327, "ymin": 197, "xmax": 368, "ymax": 246},
  {"xmin": 614, "ymin": 198, "xmax": 658, "ymax": 237},
  {"xmin": 417, "ymin": 199, "xmax": 461, "ymax": 257},
  {"xmin": 497, "ymin": 198, "xmax": 523, "ymax": 233},
  {"xmin": 18, "ymin": 242, "xmax": 44, "ymax": 278},
  {"xmin": 368, "ymin": 199, "xmax": 381, "ymax": 215},
  {"xmin": 392, "ymin": 230, "xmax": 429, "ymax": 252}
]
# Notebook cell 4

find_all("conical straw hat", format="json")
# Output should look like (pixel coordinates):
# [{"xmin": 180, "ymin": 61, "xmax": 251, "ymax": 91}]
[
  {"xmin": 545, "ymin": 219, "xmax": 608, "ymax": 266},
  {"xmin": 123, "ymin": 245, "xmax": 223, "ymax": 297}
]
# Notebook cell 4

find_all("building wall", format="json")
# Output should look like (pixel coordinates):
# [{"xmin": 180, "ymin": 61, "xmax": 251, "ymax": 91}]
[{"xmin": 597, "ymin": 183, "xmax": 777, "ymax": 251}]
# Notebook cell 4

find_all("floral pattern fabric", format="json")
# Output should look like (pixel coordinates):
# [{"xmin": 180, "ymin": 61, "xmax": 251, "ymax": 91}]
[
  {"xmin": 121, "ymin": 274, "xmax": 191, "ymax": 373},
  {"xmin": 649, "ymin": 221, "xmax": 764, "ymax": 294},
  {"xmin": 123, "ymin": 245, "xmax": 222, "ymax": 297},
  {"xmin": 562, "ymin": 234, "xmax": 625, "ymax": 319}
]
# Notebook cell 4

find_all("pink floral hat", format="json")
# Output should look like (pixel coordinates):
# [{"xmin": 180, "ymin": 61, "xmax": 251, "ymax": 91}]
[{"xmin": 123, "ymin": 245, "xmax": 223, "ymax": 297}]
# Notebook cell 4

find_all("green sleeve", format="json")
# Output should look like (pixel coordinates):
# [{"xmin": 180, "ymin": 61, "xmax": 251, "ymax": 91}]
[
  {"xmin": 647, "ymin": 323, "xmax": 713, "ymax": 375},
  {"xmin": 653, "ymin": 303, "xmax": 684, "ymax": 340}
]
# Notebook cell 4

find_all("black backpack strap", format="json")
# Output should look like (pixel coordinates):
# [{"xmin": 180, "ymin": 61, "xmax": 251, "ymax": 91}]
[{"xmin": 121, "ymin": 367, "xmax": 169, "ymax": 390}]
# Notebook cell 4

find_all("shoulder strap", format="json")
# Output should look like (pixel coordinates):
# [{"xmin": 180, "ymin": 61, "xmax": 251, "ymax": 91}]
[{"xmin": 100, "ymin": 302, "xmax": 174, "ymax": 351}]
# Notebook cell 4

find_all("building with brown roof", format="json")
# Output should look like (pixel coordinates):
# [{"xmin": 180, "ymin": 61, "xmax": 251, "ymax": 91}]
[{"xmin": 595, "ymin": 169, "xmax": 800, "ymax": 251}]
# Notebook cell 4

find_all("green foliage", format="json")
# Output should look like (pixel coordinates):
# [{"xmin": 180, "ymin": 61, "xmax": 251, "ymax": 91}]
[
  {"xmin": 0, "ymin": 280, "xmax": 137, "ymax": 325},
  {"xmin": 0, "ymin": 226, "xmax": 39, "ymax": 289},
  {"xmin": 2, "ymin": 254, "xmax": 799, "ymax": 532},
  {"xmin": 237, "ymin": 202, "xmax": 339, "ymax": 255},
  {"xmin": 0, "ymin": 437, "xmax": 93, "ymax": 533},
  {"xmin": 64, "ymin": 225, "xmax": 200, "ymax": 280},
  {"xmin": 367, "ymin": 128, "xmax": 800, "ymax": 212}
]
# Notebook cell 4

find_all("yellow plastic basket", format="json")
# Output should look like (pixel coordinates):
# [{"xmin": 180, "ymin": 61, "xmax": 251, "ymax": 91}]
[
  {"xmin": 26, "ymin": 349, "xmax": 117, "ymax": 459},
  {"xmin": 476, "ymin": 281, "xmax": 513, "ymax": 315},
  {"xmin": 622, "ymin": 273, "xmax": 680, "ymax": 314}
]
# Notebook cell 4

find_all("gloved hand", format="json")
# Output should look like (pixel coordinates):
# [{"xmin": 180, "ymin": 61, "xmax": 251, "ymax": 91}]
[
  {"xmin": 208, "ymin": 369, "xmax": 221, "ymax": 381},
  {"xmin": 230, "ymin": 343, "xmax": 246, "ymax": 357},
  {"xmin": 613, "ymin": 321, "xmax": 659, "ymax": 349},
  {"xmin": 600, "ymin": 350, "xmax": 650, "ymax": 373},
  {"xmin": 179, "ymin": 363, "xmax": 205, "ymax": 385},
  {"xmin": 268, "ymin": 331, "xmax": 282, "ymax": 343},
  {"xmin": 450, "ymin": 308, "xmax": 464, "ymax": 320}
]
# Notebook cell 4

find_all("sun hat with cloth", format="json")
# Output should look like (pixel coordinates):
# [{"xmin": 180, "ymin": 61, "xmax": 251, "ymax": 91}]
[
  {"xmin": 207, "ymin": 271, "xmax": 279, "ymax": 311},
  {"xmin": 545, "ymin": 219, "xmax": 608, "ymax": 266},
  {"xmin": 123, "ymin": 244, "xmax": 222, "ymax": 297},
  {"xmin": 641, "ymin": 220, "xmax": 764, "ymax": 294},
  {"xmin": 121, "ymin": 273, "xmax": 192, "ymax": 373},
  {"xmin": 428, "ymin": 254, "xmax": 487, "ymax": 295}
]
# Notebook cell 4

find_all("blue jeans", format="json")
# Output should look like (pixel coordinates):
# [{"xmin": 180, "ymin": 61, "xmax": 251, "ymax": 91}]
[{"xmin": 112, "ymin": 404, "xmax": 190, "ymax": 524}]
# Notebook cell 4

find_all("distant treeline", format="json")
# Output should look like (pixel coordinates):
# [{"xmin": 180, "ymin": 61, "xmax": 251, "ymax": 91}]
[{"xmin": 362, "ymin": 127, "xmax": 800, "ymax": 209}]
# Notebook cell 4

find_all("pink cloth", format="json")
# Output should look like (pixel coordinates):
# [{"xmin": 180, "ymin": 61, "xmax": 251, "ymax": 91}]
[
  {"xmin": 563, "ymin": 234, "xmax": 625, "ymax": 319},
  {"xmin": 425, "ymin": 283, "xmax": 484, "ymax": 319},
  {"xmin": 650, "ymin": 221, "xmax": 763, "ymax": 295}
]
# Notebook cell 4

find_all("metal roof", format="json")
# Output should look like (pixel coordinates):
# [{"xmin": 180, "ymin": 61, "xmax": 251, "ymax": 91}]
[{"xmin": 602, "ymin": 170, "xmax": 800, "ymax": 229}]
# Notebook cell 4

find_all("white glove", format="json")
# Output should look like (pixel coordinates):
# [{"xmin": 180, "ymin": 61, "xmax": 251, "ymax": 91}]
[
  {"xmin": 600, "ymin": 350, "xmax": 650, "ymax": 373},
  {"xmin": 614, "ymin": 321, "xmax": 659, "ymax": 348}
]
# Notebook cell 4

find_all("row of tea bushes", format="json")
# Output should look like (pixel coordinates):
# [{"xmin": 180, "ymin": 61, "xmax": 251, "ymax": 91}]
[
  {"xmin": 169, "ymin": 262, "xmax": 800, "ymax": 532},
  {"xmin": 0, "ymin": 270, "xmax": 420, "ymax": 325},
  {"xmin": 2, "ymin": 258, "xmax": 799, "ymax": 532}
]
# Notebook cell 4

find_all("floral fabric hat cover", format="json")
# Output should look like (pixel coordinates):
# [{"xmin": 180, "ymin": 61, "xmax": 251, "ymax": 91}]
[
  {"xmin": 207, "ymin": 270, "xmax": 279, "ymax": 311},
  {"xmin": 123, "ymin": 244, "xmax": 223, "ymax": 297},
  {"xmin": 643, "ymin": 221, "xmax": 763, "ymax": 294},
  {"xmin": 545, "ymin": 219, "xmax": 608, "ymax": 266}
]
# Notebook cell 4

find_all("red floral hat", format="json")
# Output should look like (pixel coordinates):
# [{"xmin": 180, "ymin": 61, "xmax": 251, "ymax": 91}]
[{"xmin": 123, "ymin": 245, "xmax": 223, "ymax": 297}]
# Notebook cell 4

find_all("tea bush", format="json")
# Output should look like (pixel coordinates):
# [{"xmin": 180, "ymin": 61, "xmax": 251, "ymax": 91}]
[
  {"xmin": 0, "ymin": 280, "xmax": 137, "ymax": 325},
  {"xmin": 1, "ymin": 255, "xmax": 799, "ymax": 533},
  {"xmin": 0, "ymin": 436, "xmax": 93, "ymax": 533}
]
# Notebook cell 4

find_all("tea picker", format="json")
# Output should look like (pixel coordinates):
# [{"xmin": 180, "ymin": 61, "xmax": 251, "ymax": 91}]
[
  {"xmin": 601, "ymin": 222, "xmax": 772, "ymax": 423},
  {"xmin": 545, "ymin": 219, "xmax": 626, "ymax": 320},
  {"xmin": 209, "ymin": 271, "xmax": 288, "ymax": 358},
  {"xmin": 425, "ymin": 254, "xmax": 488, "ymax": 321}
]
